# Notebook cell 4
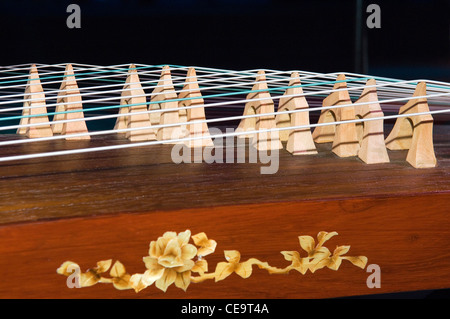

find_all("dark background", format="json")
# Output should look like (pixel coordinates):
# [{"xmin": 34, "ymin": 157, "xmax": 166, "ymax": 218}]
[
  {"xmin": 0, "ymin": 0, "xmax": 449, "ymax": 299},
  {"xmin": 0, "ymin": 0, "xmax": 449, "ymax": 81}
]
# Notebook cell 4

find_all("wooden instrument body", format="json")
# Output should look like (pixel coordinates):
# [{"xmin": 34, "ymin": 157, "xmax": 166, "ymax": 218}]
[{"xmin": 0, "ymin": 119, "xmax": 449, "ymax": 298}]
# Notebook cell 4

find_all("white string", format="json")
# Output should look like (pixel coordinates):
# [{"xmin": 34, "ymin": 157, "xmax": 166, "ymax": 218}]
[
  {"xmin": 1, "ymin": 77, "xmax": 447, "ymax": 129},
  {"xmin": 0, "ymin": 106, "xmax": 448, "ymax": 163},
  {"xmin": 1, "ymin": 90, "xmax": 448, "ymax": 147},
  {"xmin": 0, "ymin": 63, "xmax": 448, "ymax": 163},
  {"xmin": 1, "ymin": 68, "xmax": 447, "ymax": 116},
  {"xmin": 0, "ymin": 68, "xmax": 300, "ymax": 108}
]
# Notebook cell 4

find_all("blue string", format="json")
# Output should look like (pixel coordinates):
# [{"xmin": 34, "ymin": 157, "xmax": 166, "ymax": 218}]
[{"xmin": 0, "ymin": 77, "xmax": 370, "ymax": 122}]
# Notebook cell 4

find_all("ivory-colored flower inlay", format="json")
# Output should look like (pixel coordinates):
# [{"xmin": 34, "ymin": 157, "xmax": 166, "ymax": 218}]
[{"xmin": 57, "ymin": 230, "xmax": 368, "ymax": 293}]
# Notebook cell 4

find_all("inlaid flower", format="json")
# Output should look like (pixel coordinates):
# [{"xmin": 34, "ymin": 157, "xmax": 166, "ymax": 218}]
[
  {"xmin": 57, "ymin": 229, "xmax": 368, "ymax": 294},
  {"xmin": 191, "ymin": 232, "xmax": 217, "ymax": 257},
  {"xmin": 130, "ymin": 230, "xmax": 197, "ymax": 292}
]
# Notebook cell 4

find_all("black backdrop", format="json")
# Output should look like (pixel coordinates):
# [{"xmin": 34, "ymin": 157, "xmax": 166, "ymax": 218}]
[{"xmin": 0, "ymin": 0, "xmax": 449, "ymax": 81}]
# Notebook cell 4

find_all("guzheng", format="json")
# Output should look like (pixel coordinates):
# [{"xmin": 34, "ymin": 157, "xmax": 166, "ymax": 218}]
[{"xmin": 0, "ymin": 63, "xmax": 449, "ymax": 298}]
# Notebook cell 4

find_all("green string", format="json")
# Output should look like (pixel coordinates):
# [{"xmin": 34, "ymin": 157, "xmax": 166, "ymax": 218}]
[
  {"xmin": 0, "ymin": 64, "xmax": 163, "ymax": 85},
  {"xmin": 1, "ymin": 63, "xmax": 447, "ymax": 123},
  {"xmin": 0, "ymin": 77, "xmax": 370, "ymax": 122}
]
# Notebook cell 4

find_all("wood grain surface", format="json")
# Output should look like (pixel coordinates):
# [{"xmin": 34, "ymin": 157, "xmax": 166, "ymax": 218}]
[
  {"xmin": 0, "ymin": 123, "xmax": 449, "ymax": 298},
  {"xmin": 0, "ymin": 192, "xmax": 449, "ymax": 298}
]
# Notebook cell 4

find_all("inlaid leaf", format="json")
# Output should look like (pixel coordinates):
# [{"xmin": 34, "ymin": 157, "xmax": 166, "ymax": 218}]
[
  {"xmin": 342, "ymin": 256, "xmax": 368, "ymax": 269},
  {"xmin": 56, "ymin": 229, "xmax": 369, "ymax": 293},
  {"xmin": 292, "ymin": 257, "xmax": 309, "ymax": 275},
  {"xmin": 177, "ymin": 230, "xmax": 191, "ymax": 245},
  {"xmin": 109, "ymin": 261, "xmax": 132, "ymax": 290},
  {"xmin": 317, "ymin": 231, "xmax": 338, "ymax": 247},
  {"xmin": 326, "ymin": 256, "xmax": 342, "ymax": 271},
  {"xmin": 155, "ymin": 268, "xmax": 177, "ymax": 292},
  {"xmin": 141, "ymin": 265, "xmax": 165, "ymax": 286},
  {"xmin": 192, "ymin": 232, "xmax": 208, "ymax": 246},
  {"xmin": 281, "ymin": 251, "xmax": 308, "ymax": 273},
  {"xmin": 281, "ymin": 251, "xmax": 300, "ymax": 262},
  {"xmin": 333, "ymin": 245, "xmax": 351, "ymax": 256},
  {"xmin": 214, "ymin": 262, "xmax": 234, "ymax": 282},
  {"xmin": 174, "ymin": 271, "xmax": 191, "ymax": 292},
  {"xmin": 299, "ymin": 236, "xmax": 315, "ymax": 254}
]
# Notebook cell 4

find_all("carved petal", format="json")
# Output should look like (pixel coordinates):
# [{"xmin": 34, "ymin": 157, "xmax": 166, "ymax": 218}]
[
  {"xmin": 110, "ymin": 261, "xmax": 126, "ymax": 278},
  {"xmin": 342, "ymin": 256, "xmax": 368, "ymax": 269},
  {"xmin": 280, "ymin": 251, "xmax": 300, "ymax": 262},
  {"xmin": 309, "ymin": 257, "xmax": 330, "ymax": 273},
  {"xmin": 149, "ymin": 237, "xmax": 167, "ymax": 258},
  {"xmin": 294, "ymin": 258, "xmax": 310, "ymax": 275},
  {"xmin": 235, "ymin": 261, "xmax": 253, "ymax": 279},
  {"xmin": 317, "ymin": 231, "xmax": 338, "ymax": 247},
  {"xmin": 156, "ymin": 268, "xmax": 177, "ymax": 292},
  {"xmin": 192, "ymin": 259, "xmax": 208, "ymax": 275},
  {"xmin": 327, "ymin": 256, "xmax": 342, "ymax": 271},
  {"xmin": 333, "ymin": 245, "xmax": 351, "ymax": 256},
  {"xmin": 299, "ymin": 236, "xmax": 315, "ymax": 254},
  {"xmin": 79, "ymin": 269, "xmax": 101, "ymax": 287},
  {"xmin": 142, "ymin": 266, "xmax": 165, "ymax": 286},
  {"xmin": 112, "ymin": 274, "xmax": 132, "ymax": 290},
  {"xmin": 56, "ymin": 261, "xmax": 79, "ymax": 276},
  {"xmin": 192, "ymin": 232, "xmax": 217, "ymax": 257},
  {"xmin": 214, "ymin": 262, "xmax": 235, "ymax": 282},
  {"xmin": 129, "ymin": 273, "xmax": 149, "ymax": 293},
  {"xmin": 94, "ymin": 259, "xmax": 112, "ymax": 273},
  {"xmin": 198, "ymin": 244, "xmax": 217, "ymax": 257},
  {"xmin": 159, "ymin": 239, "xmax": 184, "ymax": 268}
]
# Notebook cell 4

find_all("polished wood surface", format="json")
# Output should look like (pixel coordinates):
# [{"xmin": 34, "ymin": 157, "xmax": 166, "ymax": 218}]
[
  {"xmin": 0, "ymin": 192, "xmax": 449, "ymax": 298},
  {"xmin": 0, "ymin": 122, "xmax": 449, "ymax": 298}
]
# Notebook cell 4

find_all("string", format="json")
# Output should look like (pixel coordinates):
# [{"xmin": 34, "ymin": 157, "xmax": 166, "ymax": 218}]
[
  {"xmin": 0, "ymin": 90, "xmax": 448, "ymax": 146},
  {"xmin": 1, "ymin": 77, "xmax": 448, "ymax": 130},
  {"xmin": 0, "ymin": 107, "xmax": 448, "ymax": 163},
  {"xmin": 0, "ymin": 63, "xmax": 448, "ymax": 163},
  {"xmin": 2, "ymin": 63, "xmax": 446, "ymax": 112},
  {"xmin": 0, "ymin": 77, "xmax": 375, "ymax": 121}
]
